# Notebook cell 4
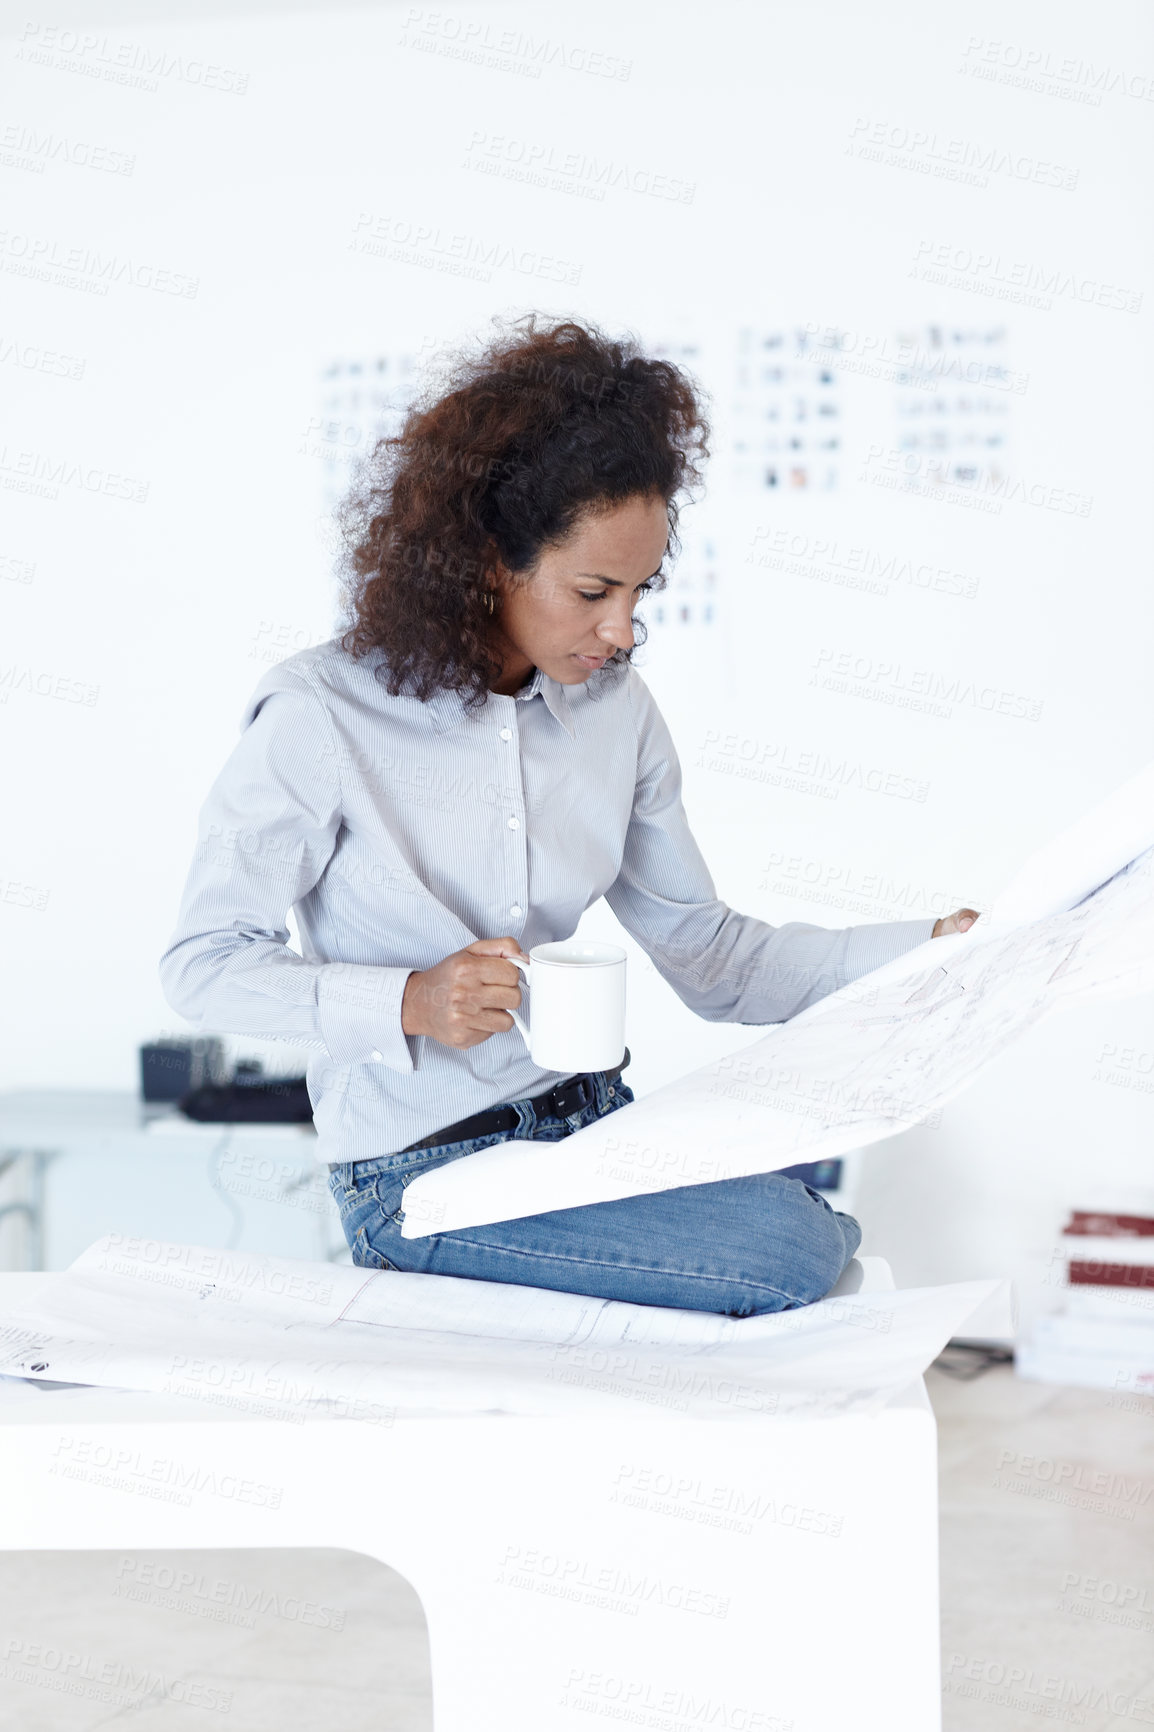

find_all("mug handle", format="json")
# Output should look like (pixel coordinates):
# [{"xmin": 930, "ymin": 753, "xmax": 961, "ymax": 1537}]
[{"xmin": 507, "ymin": 955, "xmax": 531, "ymax": 1047}]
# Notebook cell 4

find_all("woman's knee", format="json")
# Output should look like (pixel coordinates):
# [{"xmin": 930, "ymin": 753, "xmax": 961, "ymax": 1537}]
[
  {"xmin": 836, "ymin": 1207, "xmax": 863, "ymax": 1263},
  {"xmin": 762, "ymin": 1179, "xmax": 859, "ymax": 1308},
  {"xmin": 792, "ymin": 1192, "xmax": 859, "ymax": 1304}
]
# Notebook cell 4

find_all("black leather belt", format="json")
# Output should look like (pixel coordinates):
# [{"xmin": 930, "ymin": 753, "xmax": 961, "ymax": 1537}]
[{"xmin": 399, "ymin": 1048, "xmax": 631, "ymax": 1154}]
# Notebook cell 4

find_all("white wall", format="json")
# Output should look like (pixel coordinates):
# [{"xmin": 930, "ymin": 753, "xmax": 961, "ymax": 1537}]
[{"xmin": 3, "ymin": 0, "xmax": 1152, "ymax": 1323}]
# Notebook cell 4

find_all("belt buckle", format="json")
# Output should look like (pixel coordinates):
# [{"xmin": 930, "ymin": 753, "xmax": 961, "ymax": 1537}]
[{"xmin": 554, "ymin": 1074, "xmax": 593, "ymax": 1118}]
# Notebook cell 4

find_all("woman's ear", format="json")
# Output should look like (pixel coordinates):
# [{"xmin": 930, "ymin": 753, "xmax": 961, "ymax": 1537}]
[{"xmin": 479, "ymin": 537, "xmax": 506, "ymax": 590}]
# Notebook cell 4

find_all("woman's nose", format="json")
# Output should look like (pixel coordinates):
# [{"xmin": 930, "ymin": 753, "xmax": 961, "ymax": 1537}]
[{"xmin": 597, "ymin": 611, "xmax": 636, "ymax": 651}]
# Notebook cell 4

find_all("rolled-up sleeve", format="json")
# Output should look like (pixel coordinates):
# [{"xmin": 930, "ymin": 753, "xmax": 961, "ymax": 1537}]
[
  {"xmin": 604, "ymin": 672, "xmax": 937, "ymax": 1024},
  {"xmin": 158, "ymin": 669, "xmax": 416, "ymax": 1072}
]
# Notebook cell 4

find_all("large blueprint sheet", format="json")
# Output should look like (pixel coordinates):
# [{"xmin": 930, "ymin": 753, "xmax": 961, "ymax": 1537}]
[
  {"xmin": 0, "ymin": 1236, "xmax": 1009, "ymax": 1421},
  {"xmin": 402, "ymin": 762, "xmax": 1154, "ymax": 1237}
]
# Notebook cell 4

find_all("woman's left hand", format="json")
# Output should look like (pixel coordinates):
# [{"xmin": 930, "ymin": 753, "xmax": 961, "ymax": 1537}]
[{"xmin": 932, "ymin": 906, "xmax": 981, "ymax": 938}]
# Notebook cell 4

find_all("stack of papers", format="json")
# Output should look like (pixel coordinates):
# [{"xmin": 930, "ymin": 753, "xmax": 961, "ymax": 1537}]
[
  {"xmin": 0, "ymin": 1235, "xmax": 1011, "ymax": 1423},
  {"xmin": 1017, "ymin": 1190, "xmax": 1154, "ymax": 1394}
]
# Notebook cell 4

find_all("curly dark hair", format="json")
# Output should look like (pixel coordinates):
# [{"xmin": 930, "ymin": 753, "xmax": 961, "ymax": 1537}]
[{"xmin": 335, "ymin": 313, "xmax": 711, "ymax": 713}]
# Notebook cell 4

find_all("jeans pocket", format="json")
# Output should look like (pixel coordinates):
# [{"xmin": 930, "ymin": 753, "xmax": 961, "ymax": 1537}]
[
  {"xmin": 397, "ymin": 1150, "xmax": 464, "ymax": 1189},
  {"xmin": 361, "ymin": 1132, "xmax": 512, "ymax": 1236},
  {"xmin": 369, "ymin": 1168, "xmax": 409, "ymax": 1224}
]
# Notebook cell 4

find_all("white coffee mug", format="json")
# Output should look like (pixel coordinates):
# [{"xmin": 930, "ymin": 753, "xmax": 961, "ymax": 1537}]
[{"xmin": 507, "ymin": 939, "xmax": 627, "ymax": 1073}]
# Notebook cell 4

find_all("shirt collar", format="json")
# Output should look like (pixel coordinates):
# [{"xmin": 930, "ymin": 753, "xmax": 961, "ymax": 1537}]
[{"xmin": 426, "ymin": 667, "xmax": 576, "ymax": 740}]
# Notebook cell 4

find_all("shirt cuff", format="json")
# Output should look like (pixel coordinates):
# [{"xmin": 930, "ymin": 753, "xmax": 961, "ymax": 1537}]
[
  {"xmin": 316, "ymin": 963, "xmax": 418, "ymax": 1071},
  {"xmin": 840, "ymin": 917, "xmax": 939, "ymax": 986}
]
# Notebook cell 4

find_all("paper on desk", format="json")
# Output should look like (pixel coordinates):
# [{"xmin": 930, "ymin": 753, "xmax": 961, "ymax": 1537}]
[
  {"xmin": 403, "ymin": 760, "xmax": 1154, "ymax": 1237},
  {"xmin": 0, "ymin": 1235, "xmax": 1011, "ymax": 1422}
]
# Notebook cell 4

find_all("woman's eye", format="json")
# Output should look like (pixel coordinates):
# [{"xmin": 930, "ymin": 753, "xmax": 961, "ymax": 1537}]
[{"xmin": 578, "ymin": 582, "xmax": 654, "ymax": 602}]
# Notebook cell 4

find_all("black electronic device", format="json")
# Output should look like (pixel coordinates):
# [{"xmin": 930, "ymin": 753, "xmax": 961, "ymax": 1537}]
[
  {"xmin": 140, "ymin": 1037, "xmax": 227, "ymax": 1103},
  {"xmin": 137, "ymin": 1041, "xmax": 313, "ymax": 1123},
  {"xmin": 776, "ymin": 1158, "xmax": 844, "ymax": 1192},
  {"xmin": 178, "ymin": 1060, "xmax": 314, "ymax": 1125}
]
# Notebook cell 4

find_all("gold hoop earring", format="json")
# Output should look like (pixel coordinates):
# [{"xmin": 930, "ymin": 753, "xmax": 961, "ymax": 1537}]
[{"xmin": 483, "ymin": 589, "xmax": 497, "ymax": 615}]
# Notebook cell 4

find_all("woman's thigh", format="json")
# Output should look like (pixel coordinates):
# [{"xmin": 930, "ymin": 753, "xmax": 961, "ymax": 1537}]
[{"xmin": 333, "ymin": 1153, "xmax": 861, "ymax": 1317}]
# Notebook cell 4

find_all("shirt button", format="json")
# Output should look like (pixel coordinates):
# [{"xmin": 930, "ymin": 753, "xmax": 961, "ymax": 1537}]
[
  {"xmin": 370, "ymin": 1049, "xmax": 383, "ymax": 1062},
  {"xmin": 499, "ymin": 727, "xmax": 512, "ymax": 741},
  {"xmin": 507, "ymin": 816, "xmax": 520, "ymax": 829},
  {"xmin": 509, "ymin": 904, "xmax": 523, "ymax": 917}
]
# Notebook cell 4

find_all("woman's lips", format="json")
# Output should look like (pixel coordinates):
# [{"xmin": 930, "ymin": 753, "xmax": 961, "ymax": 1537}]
[{"xmin": 573, "ymin": 653, "xmax": 607, "ymax": 668}]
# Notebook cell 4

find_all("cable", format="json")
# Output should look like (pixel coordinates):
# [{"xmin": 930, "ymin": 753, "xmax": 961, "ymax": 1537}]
[{"xmin": 207, "ymin": 1131, "xmax": 245, "ymax": 1250}]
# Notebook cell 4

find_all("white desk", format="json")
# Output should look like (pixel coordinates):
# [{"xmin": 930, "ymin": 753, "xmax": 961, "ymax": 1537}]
[
  {"xmin": 0, "ymin": 1090, "xmax": 338, "ymax": 1269},
  {"xmin": 0, "ymin": 1262, "xmax": 943, "ymax": 1732}
]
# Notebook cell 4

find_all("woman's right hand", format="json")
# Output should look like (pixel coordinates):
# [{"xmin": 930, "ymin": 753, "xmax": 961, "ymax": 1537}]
[{"xmin": 400, "ymin": 937, "xmax": 529, "ymax": 1048}]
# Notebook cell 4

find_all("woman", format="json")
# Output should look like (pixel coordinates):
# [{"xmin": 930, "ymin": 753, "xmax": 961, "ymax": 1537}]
[{"xmin": 160, "ymin": 314, "xmax": 978, "ymax": 1317}]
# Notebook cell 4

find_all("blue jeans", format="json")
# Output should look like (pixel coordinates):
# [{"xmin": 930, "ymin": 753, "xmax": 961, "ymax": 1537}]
[{"xmin": 327, "ymin": 1071, "xmax": 862, "ymax": 1317}]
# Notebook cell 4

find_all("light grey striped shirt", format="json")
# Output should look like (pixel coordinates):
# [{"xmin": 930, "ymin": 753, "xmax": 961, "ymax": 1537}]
[{"xmin": 159, "ymin": 638, "xmax": 936, "ymax": 1165}]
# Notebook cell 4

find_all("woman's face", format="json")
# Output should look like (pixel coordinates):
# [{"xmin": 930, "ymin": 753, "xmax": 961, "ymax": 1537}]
[{"xmin": 486, "ymin": 492, "xmax": 670, "ymax": 695}]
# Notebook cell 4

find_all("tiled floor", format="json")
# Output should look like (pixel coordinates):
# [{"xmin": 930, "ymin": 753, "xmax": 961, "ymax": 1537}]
[
  {"xmin": 1, "ymin": 1368, "xmax": 1151, "ymax": 1730},
  {"xmin": 0, "ymin": 1545, "xmax": 431, "ymax": 1731},
  {"xmin": 930, "ymin": 1363, "xmax": 1154, "ymax": 1732}
]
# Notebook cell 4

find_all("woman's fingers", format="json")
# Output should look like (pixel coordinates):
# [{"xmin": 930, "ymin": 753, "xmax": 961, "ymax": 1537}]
[{"xmin": 932, "ymin": 906, "xmax": 982, "ymax": 938}]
